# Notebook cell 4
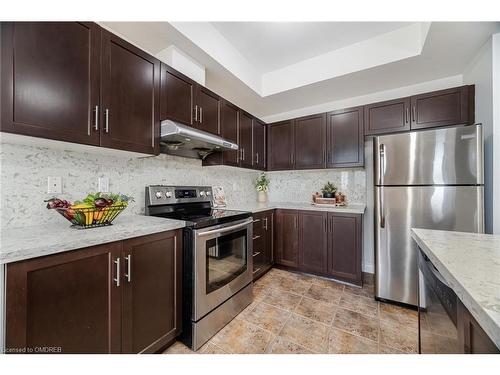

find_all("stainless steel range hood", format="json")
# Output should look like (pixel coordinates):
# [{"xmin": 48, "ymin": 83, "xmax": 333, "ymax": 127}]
[{"xmin": 160, "ymin": 119, "xmax": 238, "ymax": 159}]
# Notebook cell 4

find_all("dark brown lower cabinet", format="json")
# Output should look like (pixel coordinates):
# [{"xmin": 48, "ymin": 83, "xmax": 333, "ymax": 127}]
[
  {"xmin": 327, "ymin": 213, "xmax": 362, "ymax": 285},
  {"xmin": 298, "ymin": 210, "xmax": 327, "ymax": 274},
  {"xmin": 252, "ymin": 210, "xmax": 274, "ymax": 280},
  {"xmin": 121, "ymin": 230, "xmax": 182, "ymax": 354},
  {"xmin": 457, "ymin": 300, "xmax": 499, "ymax": 354},
  {"xmin": 274, "ymin": 209, "xmax": 299, "ymax": 268},
  {"xmin": 6, "ymin": 229, "xmax": 182, "ymax": 354},
  {"xmin": 274, "ymin": 209, "xmax": 362, "ymax": 286}
]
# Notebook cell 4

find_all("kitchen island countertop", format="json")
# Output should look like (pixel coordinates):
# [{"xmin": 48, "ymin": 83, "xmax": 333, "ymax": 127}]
[
  {"xmin": 223, "ymin": 201, "xmax": 366, "ymax": 214},
  {"xmin": 0, "ymin": 215, "xmax": 186, "ymax": 264},
  {"xmin": 411, "ymin": 228, "xmax": 500, "ymax": 349}
]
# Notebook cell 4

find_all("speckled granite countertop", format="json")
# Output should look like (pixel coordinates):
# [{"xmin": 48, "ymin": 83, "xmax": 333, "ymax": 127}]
[
  {"xmin": 0, "ymin": 215, "xmax": 186, "ymax": 264},
  {"xmin": 224, "ymin": 201, "xmax": 366, "ymax": 214},
  {"xmin": 411, "ymin": 228, "xmax": 500, "ymax": 349}
]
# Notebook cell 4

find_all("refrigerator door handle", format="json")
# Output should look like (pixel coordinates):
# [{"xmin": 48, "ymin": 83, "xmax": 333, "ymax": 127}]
[
  {"xmin": 379, "ymin": 143, "xmax": 386, "ymax": 185},
  {"xmin": 379, "ymin": 187, "xmax": 385, "ymax": 228}
]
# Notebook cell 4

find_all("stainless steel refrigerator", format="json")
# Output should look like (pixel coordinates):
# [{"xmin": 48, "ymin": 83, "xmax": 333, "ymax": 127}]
[{"xmin": 374, "ymin": 124, "xmax": 484, "ymax": 306}]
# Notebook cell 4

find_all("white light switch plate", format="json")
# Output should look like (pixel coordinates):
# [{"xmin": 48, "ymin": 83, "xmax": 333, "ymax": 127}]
[
  {"xmin": 47, "ymin": 176, "xmax": 62, "ymax": 194},
  {"xmin": 98, "ymin": 177, "xmax": 109, "ymax": 193}
]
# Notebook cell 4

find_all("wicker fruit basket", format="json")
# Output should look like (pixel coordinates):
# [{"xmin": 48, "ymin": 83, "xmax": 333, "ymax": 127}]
[{"xmin": 55, "ymin": 205, "xmax": 126, "ymax": 229}]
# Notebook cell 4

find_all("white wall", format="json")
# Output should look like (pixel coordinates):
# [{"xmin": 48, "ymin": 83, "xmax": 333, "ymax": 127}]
[
  {"xmin": 492, "ymin": 33, "xmax": 500, "ymax": 234},
  {"xmin": 463, "ymin": 38, "xmax": 494, "ymax": 233}
]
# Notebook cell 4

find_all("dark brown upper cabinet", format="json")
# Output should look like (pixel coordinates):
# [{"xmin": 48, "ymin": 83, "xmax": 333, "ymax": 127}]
[
  {"xmin": 100, "ymin": 30, "xmax": 160, "ymax": 155},
  {"xmin": 219, "ymin": 99, "xmax": 240, "ymax": 166},
  {"xmin": 1, "ymin": 22, "xmax": 101, "ymax": 146},
  {"xmin": 327, "ymin": 212, "xmax": 362, "ymax": 285},
  {"xmin": 1, "ymin": 22, "xmax": 160, "ymax": 155},
  {"xmin": 121, "ymin": 231, "xmax": 182, "ymax": 354},
  {"xmin": 364, "ymin": 97, "xmax": 411, "ymax": 135},
  {"xmin": 160, "ymin": 63, "xmax": 194, "ymax": 126},
  {"xmin": 294, "ymin": 113, "xmax": 327, "ymax": 170},
  {"xmin": 274, "ymin": 209, "xmax": 299, "ymax": 268},
  {"xmin": 411, "ymin": 85, "xmax": 474, "ymax": 130},
  {"xmin": 253, "ymin": 119, "xmax": 266, "ymax": 170},
  {"xmin": 195, "ymin": 85, "xmax": 220, "ymax": 135},
  {"xmin": 267, "ymin": 120, "xmax": 295, "ymax": 171},
  {"xmin": 327, "ymin": 107, "xmax": 364, "ymax": 168},
  {"xmin": 298, "ymin": 210, "xmax": 328, "ymax": 274},
  {"xmin": 239, "ymin": 110, "xmax": 254, "ymax": 168}
]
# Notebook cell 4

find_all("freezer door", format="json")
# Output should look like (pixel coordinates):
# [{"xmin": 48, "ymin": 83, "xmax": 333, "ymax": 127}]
[
  {"xmin": 374, "ymin": 125, "xmax": 483, "ymax": 186},
  {"xmin": 375, "ymin": 185, "xmax": 483, "ymax": 306}
]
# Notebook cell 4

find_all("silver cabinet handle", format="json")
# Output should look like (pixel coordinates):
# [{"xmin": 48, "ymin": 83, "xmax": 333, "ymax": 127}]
[
  {"xmin": 199, "ymin": 107, "xmax": 203, "ymax": 124},
  {"xmin": 405, "ymin": 107, "xmax": 409, "ymax": 124},
  {"xmin": 104, "ymin": 109, "xmax": 109, "ymax": 133},
  {"xmin": 263, "ymin": 217, "xmax": 268, "ymax": 230},
  {"xmin": 125, "ymin": 254, "xmax": 132, "ymax": 283},
  {"xmin": 324, "ymin": 217, "xmax": 327, "ymax": 232},
  {"xmin": 412, "ymin": 105, "xmax": 416, "ymax": 123},
  {"xmin": 113, "ymin": 258, "xmax": 120, "ymax": 287},
  {"xmin": 94, "ymin": 105, "xmax": 99, "ymax": 131},
  {"xmin": 253, "ymin": 235, "xmax": 261, "ymax": 240},
  {"xmin": 253, "ymin": 219, "xmax": 261, "ymax": 223},
  {"xmin": 255, "ymin": 152, "xmax": 259, "ymax": 164},
  {"xmin": 253, "ymin": 252, "xmax": 261, "ymax": 257},
  {"xmin": 242, "ymin": 148, "xmax": 245, "ymax": 161},
  {"xmin": 253, "ymin": 268, "xmax": 261, "ymax": 274}
]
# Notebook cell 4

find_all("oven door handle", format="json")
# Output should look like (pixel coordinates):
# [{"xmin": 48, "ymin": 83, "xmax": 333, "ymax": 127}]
[{"xmin": 196, "ymin": 218, "xmax": 253, "ymax": 237}]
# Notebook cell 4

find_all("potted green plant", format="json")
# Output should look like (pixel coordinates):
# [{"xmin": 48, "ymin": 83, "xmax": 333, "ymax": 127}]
[
  {"xmin": 321, "ymin": 181, "xmax": 337, "ymax": 198},
  {"xmin": 254, "ymin": 172, "xmax": 270, "ymax": 203}
]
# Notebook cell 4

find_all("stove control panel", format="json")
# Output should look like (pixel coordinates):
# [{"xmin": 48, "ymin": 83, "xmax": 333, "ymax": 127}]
[{"xmin": 146, "ymin": 185, "xmax": 213, "ymax": 206}]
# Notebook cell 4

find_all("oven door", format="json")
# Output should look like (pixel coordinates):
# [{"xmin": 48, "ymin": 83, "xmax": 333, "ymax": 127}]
[
  {"xmin": 193, "ymin": 218, "xmax": 253, "ymax": 321},
  {"xmin": 418, "ymin": 250, "xmax": 460, "ymax": 353}
]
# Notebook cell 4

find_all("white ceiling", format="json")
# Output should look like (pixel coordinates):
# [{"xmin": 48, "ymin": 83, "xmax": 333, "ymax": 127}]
[
  {"xmin": 211, "ymin": 22, "xmax": 411, "ymax": 73},
  {"xmin": 101, "ymin": 21, "xmax": 500, "ymax": 121}
]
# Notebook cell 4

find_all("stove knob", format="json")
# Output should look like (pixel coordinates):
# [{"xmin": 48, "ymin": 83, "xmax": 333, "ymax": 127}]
[
  {"xmin": 199, "ymin": 191, "xmax": 206, "ymax": 197},
  {"xmin": 155, "ymin": 191, "xmax": 163, "ymax": 199},
  {"xmin": 206, "ymin": 191, "xmax": 211, "ymax": 196},
  {"xmin": 165, "ymin": 191, "xmax": 172, "ymax": 198}
]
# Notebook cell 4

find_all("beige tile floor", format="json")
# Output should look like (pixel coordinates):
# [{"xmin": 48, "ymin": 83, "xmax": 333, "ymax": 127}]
[{"xmin": 164, "ymin": 268, "xmax": 419, "ymax": 354}]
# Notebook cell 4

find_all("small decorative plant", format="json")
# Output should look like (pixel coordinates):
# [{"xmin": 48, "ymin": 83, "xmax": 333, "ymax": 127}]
[
  {"xmin": 255, "ymin": 173, "xmax": 270, "ymax": 203},
  {"xmin": 255, "ymin": 172, "xmax": 270, "ymax": 192},
  {"xmin": 321, "ymin": 181, "xmax": 337, "ymax": 198}
]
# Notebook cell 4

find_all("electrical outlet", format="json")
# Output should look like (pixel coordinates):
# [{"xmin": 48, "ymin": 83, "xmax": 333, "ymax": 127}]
[
  {"xmin": 47, "ymin": 176, "xmax": 62, "ymax": 194},
  {"xmin": 98, "ymin": 177, "xmax": 109, "ymax": 193}
]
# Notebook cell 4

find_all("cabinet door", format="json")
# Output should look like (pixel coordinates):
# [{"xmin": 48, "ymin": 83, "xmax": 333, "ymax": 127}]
[
  {"xmin": 6, "ymin": 242, "xmax": 122, "ymax": 353},
  {"xmin": 196, "ymin": 86, "xmax": 220, "ymax": 135},
  {"xmin": 253, "ymin": 119, "xmax": 266, "ymax": 170},
  {"xmin": 298, "ymin": 211, "xmax": 327, "ymax": 274},
  {"xmin": 364, "ymin": 97, "xmax": 410, "ymax": 135},
  {"xmin": 294, "ymin": 113, "xmax": 326, "ymax": 169},
  {"xmin": 220, "ymin": 100, "xmax": 239, "ymax": 166},
  {"xmin": 275, "ymin": 209, "xmax": 299, "ymax": 268},
  {"xmin": 327, "ymin": 213, "xmax": 362, "ymax": 285},
  {"xmin": 101, "ymin": 30, "xmax": 160, "ymax": 155},
  {"xmin": 122, "ymin": 230, "xmax": 182, "ymax": 354},
  {"xmin": 267, "ymin": 120, "xmax": 294, "ymax": 170},
  {"xmin": 160, "ymin": 64, "xmax": 195, "ymax": 126},
  {"xmin": 327, "ymin": 107, "xmax": 364, "ymax": 168},
  {"xmin": 239, "ymin": 111, "xmax": 254, "ymax": 168},
  {"xmin": 411, "ymin": 86, "xmax": 474, "ymax": 130},
  {"xmin": 457, "ymin": 300, "xmax": 499, "ymax": 354},
  {"xmin": 1, "ymin": 22, "xmax": 101, "ymax": 145},
  {"xmin": 262, "ymin": 211, "xmax": 274, "ymax": 267}
]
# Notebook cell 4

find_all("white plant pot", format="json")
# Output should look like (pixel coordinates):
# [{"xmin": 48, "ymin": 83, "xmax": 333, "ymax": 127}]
[{"xmin": 257, "ymin": 191, "xmax": 268, "ymax": 203}]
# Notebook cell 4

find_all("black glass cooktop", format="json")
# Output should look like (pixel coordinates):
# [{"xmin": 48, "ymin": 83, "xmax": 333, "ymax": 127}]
[{"xmin": 151, "ymin": 207, "xmax": 251, "ymax": 229}]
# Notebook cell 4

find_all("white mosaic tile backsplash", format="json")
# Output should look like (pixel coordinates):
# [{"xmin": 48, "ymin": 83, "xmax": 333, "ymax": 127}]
[{"xmin": 0, "ymin": 142, "xmax": 366, "ymax": 228}]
